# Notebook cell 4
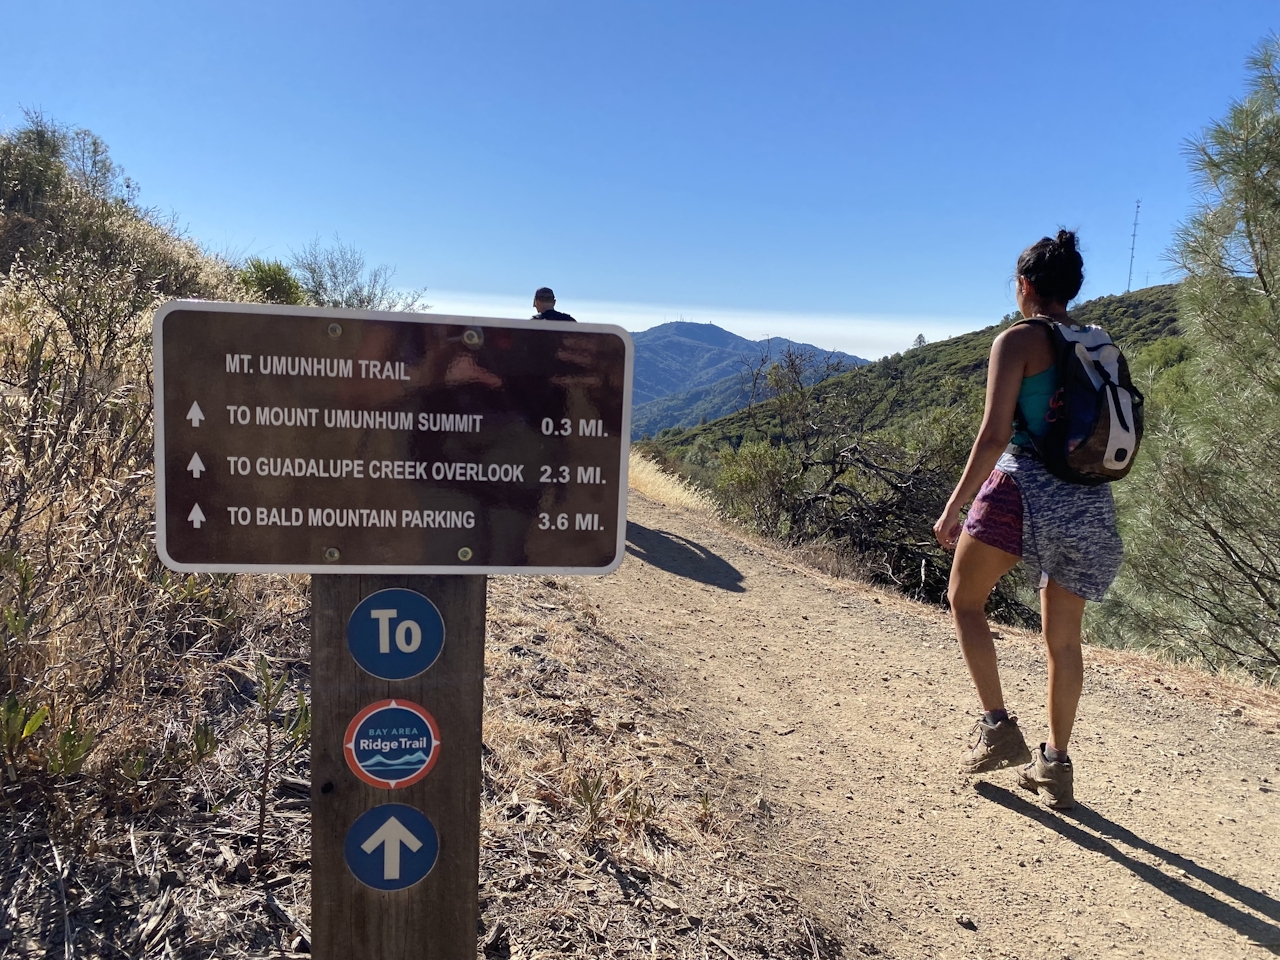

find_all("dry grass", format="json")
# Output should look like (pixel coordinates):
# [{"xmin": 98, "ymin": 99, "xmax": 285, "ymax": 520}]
[
  {"xmin": 1, "ymin": 569, "xmax": 316, "ymax": 958},
  {"xmin": 0, "ymin": 167, "xmax": 853, "ymax": 955},
  {"xmin": 0, "ymin": 255, "xmax": 844, "ymax": 955},
  {"xmin": 478, "ymin": 574, "xmax": 846, "ymax": 959},
  {"xmin": 0, "ymin": 234, "xmax": 324, "ymax": 956},
  {"xmin": 627, "ymin": 452, "xmax": 716, "ymax": 514},
  {"xmin": 2, "ymin": 567, "xmax": 850, "ymax": 958}
]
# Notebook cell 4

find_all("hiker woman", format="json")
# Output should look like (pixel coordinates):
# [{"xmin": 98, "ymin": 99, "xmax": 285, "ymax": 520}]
[{"xmin": 932, "ymin": 230, "xmax": 1123, "ymax": 810}]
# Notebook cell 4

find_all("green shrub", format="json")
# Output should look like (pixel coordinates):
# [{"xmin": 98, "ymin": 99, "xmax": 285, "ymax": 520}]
[
  {"xmin": 1094, "ymin": 36, "xmax": 1280, "ymax": 679},
  {"xmin": 715, "ymin": 440, "xmax": 798, "ymax": 534},
  {"xmin": 238, "ymin": 256, "xmax": 306, "ymax": 304}
]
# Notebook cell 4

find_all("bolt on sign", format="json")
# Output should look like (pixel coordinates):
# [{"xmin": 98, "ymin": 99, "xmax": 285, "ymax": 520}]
[
  {"xmin": 152, "ymin": 302, "xmax": 633, "ymax": 959},
  {"xmin": 153, "ymin": 300, "xmax": 632, "ymax": 573}
]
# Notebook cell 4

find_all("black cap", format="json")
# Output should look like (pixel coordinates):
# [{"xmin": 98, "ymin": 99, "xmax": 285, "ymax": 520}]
[{"xmin": 534, "ymin": 287, "xmax": 555, "ymax": 301}]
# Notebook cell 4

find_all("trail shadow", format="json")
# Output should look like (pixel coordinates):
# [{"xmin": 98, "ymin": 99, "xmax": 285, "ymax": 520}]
[
  {"xmin": 625, "ymin": 522, "xmax": 745, "ymax": 592},
  {"xmin": 974, "ymin": 781, "xmax": 1280, "ymax": 952}
]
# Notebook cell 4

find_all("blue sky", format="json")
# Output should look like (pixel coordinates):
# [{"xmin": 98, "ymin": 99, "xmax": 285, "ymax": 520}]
[{"xmin": 2, "ymin": 2, "xmax": 1275, "ymax": 357}]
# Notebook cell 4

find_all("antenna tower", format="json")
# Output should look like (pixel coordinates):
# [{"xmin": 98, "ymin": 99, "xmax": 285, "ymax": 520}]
[{"xmin": 1126, "ymin": 200, "xmax": 1141, "ymax": 292}]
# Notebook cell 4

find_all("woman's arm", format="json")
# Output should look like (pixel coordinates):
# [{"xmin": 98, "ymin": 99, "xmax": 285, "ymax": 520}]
[{"xmin": 933, "ymin": 328, "xmax": 1029, "ymax": 550}]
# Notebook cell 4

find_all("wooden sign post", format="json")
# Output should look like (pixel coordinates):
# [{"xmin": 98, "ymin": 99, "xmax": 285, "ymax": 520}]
[
  {"xmin": 152, "ymin": 302, "xmax": 632, "ymax": 958},
  {"xmin": 311, "ymin": 574, "xmax": 486, "ymax": 959}
]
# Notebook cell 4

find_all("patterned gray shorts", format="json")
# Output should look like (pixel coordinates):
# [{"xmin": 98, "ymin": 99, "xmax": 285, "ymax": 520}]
[{"xmin": 995, "ymin": 452, "xmax": 1124, "ymax": 602}]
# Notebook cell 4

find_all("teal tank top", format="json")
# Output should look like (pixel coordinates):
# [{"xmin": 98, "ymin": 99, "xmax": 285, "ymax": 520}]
[{"xmin": 1011, "ymin": 366, "xmax": 1056, "ymax": 447}]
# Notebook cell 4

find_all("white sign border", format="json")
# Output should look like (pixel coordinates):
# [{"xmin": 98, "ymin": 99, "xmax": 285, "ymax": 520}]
[{"xmin": 153, "ymin": 299, "xmax": 633, "ymax": 576}]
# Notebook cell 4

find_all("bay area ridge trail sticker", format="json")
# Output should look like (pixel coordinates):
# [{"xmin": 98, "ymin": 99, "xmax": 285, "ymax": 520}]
[
  {"xmin": 343, "ymin": 699, "xmax": 442, "ymax": 789},
  {"xmin": 346, "ymin": 588, "xmax": 446, "ymax": 681},
  {"xmin": 343, "ymin": 804, "xmax": 440, "ymax": 891}
]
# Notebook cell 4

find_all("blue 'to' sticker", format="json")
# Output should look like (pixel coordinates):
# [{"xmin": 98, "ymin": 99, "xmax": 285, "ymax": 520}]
[
  {"xmin": 347, "ymin": 589, "xmax": 445, "ymax": 680},
  {"xmin": 344, "ymin": 803, "xmax": 439, "ymax": 891}
]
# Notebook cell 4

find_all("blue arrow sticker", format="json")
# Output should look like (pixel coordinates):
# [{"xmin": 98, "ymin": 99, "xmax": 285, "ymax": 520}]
[
  {"xmin": 347, "ymin": 589, "xmax": 445, "ymax": 681},
  {"xmin": 344, "ymin": 804, "xmax": 440, "ymax": 891}
]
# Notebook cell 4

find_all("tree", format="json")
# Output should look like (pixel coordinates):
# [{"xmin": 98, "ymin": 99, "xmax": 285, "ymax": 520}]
[
  {"xmin": 0, "ymin": 112, "xmax": 219, "ymax": 299},
  {"xmin": 289, "ymin": 236, "xmax": 426, "ymax": 311},
  {"xmin": 1095, "ymin": 35, "xmax": 1280, "ymax": 678},
  {"xmin": 912, "ymin": 333, "xmax": 927, "ymax": 349},
  {"xmin": 0, "ymin": 111, "xmax": 134, "ymax": 276}
]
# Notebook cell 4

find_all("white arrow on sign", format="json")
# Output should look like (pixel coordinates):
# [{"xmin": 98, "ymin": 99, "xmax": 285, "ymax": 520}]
[
  {"xmin": 361, "ymin": 815, "xmax": 423, "ymax": 880},
  {"xmin": 187, "ymin": 503, "xmax": 206, "ymax": 529},
  {"xmin": 187, "ymin": 452, "xmax": 206, "ymax": 478},
  {"xmin": 186, "ymin": 402, "xmax": 205, "ymax": 427}
]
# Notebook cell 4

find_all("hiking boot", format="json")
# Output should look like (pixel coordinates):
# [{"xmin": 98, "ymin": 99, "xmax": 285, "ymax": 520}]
[
  {"xmin": 960, "ymin": 716, "xmax": 1032, "ymax": 774},
  {"xmin": 1016, "ymin": 744, "xmax": 1075, "ymax": 809}
]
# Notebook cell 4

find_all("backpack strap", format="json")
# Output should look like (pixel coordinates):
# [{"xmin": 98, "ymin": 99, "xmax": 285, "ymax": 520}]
[
  {"xmin": 1007, "ymin": 315, "xmax": 1059, "ymax": 454},
  {"xmin": 1010, "ymin": 314, "xmax": 1058, "ymax": 332}
]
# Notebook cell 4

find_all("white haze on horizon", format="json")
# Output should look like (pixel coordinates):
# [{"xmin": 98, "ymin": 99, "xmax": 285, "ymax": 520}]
[{"xmin": 418, "ymin": 289, "xmax": 995, "ymax": 361}]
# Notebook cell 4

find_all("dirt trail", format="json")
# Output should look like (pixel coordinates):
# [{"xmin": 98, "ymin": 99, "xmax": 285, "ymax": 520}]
[{"xmin": 577, "ymin": 491, "xmax": 1280, "ymax": 960}]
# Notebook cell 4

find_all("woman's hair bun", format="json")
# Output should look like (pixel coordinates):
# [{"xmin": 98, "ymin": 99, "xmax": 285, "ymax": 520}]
[{"xmin": 1017, "ymin": 228, "xmax": 1084, "ymax": 305}]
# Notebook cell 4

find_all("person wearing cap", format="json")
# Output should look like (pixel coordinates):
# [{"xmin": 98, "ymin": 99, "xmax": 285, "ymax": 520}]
[{"xmin": 531, "ymin": 287, "xmax": 576, "ymax": 323}]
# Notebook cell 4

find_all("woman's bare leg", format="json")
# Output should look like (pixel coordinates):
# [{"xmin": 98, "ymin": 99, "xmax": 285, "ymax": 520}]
[
  {"xmin": 1040, "ymin": 578, "xmax": 1086, "ymax": 751},
  {"xmin": 948, "ymin": 532, "xmax": 1020, "ymax": 711}
]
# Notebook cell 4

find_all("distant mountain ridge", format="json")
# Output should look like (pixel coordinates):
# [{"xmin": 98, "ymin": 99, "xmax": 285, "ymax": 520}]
[
  {"xmin": 631, "ymin": 321, "xmax": 865, "ymax": 438},
  {"xmin": 648, "ymin": 283, "xmax": 1183, "ymax": 454}
]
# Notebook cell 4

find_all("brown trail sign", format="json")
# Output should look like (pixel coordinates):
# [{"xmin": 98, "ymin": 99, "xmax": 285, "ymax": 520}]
[
  {"xmin": 154, "ymin": 301, "xmax": 629, "ymax": 573},
  {"xmin": 153, "ymin": 301, "xmax": 633, "ymax": 958}
]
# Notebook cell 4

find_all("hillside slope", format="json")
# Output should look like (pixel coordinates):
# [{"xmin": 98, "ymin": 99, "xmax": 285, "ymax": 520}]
[
  {"xmin": 652, "ymin": 283, "xmax": 1180, "ymax": 453},
  {"xmin": 631, "ymin": 320, "xmax": 864, "ymax": 414},
  {"xmin": 632, "ymin": 358, "xmax": 857, "ymax": 439}
]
